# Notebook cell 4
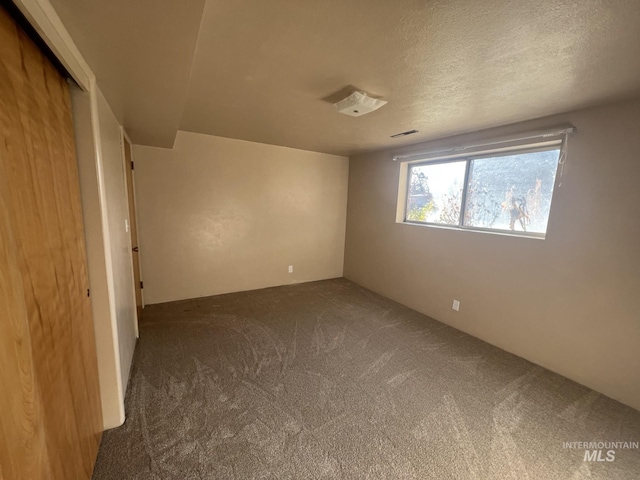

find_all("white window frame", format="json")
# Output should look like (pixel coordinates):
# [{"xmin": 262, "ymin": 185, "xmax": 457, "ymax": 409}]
[{"xmin": 396, "ymin": 137, "xmax": 568, "ymax": 239}]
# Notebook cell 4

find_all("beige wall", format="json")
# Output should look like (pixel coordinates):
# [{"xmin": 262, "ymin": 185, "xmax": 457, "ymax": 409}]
[
  {"xmin": 133, "ymin": 132, "xmax": 349, "ymax": 304},
  {"xmin": 344, "ymin": 99, "xmax": 640, "ymax": 411}
]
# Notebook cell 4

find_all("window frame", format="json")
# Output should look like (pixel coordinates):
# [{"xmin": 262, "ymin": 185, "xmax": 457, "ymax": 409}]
[{"xmin": 402, "ymin": 144, "xmax": 563, "ymax": 239}]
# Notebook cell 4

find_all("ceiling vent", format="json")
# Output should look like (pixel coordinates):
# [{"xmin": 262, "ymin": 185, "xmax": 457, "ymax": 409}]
[
  {"xmin": 390, "ymin": 129, "xmax": 418, "ymax": 138},
  {"xmin": 334, "ymin": 91, "xmax": 387, "ymax": 117}
]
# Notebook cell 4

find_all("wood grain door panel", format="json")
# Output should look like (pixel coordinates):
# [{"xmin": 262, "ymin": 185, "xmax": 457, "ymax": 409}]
[{"xmin": 0, "ymin": 5, "xmax": 102, "ymax": 479}]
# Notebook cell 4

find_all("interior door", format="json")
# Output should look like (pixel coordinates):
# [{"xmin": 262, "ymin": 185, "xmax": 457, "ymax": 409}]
[
  {"xmin": 0, "ymin": 5, "xmax": 103, "ymax": 479},
  {"xmin": 123, "ymin": 136, "xmax": 143, "ymax": 320}
]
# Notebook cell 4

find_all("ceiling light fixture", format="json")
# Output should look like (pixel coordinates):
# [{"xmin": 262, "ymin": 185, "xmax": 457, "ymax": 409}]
[{"xmin": 334, "ymin": 91, "xmax": 387, "ymax": 117}]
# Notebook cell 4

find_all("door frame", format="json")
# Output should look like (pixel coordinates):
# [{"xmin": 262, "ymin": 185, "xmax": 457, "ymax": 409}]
[{"xmin": 120, "ymin": 127, "xmax": 143, "ymax": 335}]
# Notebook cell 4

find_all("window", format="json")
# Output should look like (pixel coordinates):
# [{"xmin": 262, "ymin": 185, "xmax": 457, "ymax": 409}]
[{"xmin": 403, "ymin": 147, "xmax": 562, "ymax": 237}]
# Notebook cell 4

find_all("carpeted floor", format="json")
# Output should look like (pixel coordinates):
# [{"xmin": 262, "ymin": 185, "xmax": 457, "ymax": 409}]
[{"xmin": 92, "ymin": 279, "xmax": 640, "ymax": 479}]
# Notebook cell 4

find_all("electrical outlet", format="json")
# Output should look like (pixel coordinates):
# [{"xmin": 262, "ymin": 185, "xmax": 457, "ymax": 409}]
[
  {"xmin": 452, "ymin": 299, "xmax": 460, "ymax": 311},
  {"xmin": 288, "ymin": 265, "xmax": 293, "ymax": 273}
]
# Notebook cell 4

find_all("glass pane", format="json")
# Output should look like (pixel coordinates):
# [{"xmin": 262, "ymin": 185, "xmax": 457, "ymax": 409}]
[
  {"xmin": 463, "ymin": 149, "xmax": 561, "ymax": 234},
  {"xmin": 406, "ymin": 161, "xmax": 466, "ymax": 225}
]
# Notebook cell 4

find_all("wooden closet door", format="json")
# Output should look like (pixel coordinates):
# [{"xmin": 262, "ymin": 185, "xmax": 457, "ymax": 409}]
[{"xmin": 0, "ymin": 6, "xmax": 102, "ymax": 480}]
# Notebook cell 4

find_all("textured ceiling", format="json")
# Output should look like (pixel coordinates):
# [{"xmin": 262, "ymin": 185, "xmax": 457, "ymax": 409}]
[{"xmin": 52, "ymin": 0, "xmax": 640, "ymax": 155}]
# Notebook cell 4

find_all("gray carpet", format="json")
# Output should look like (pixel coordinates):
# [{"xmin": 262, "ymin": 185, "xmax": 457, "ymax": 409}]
[{"xmin": 92, "ymin": 279, "xmax": 640, "ymax": 479}]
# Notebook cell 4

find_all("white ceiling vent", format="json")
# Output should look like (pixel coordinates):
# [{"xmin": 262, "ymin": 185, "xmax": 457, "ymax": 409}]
[{"xmin": 334, "ymin": 91, "xmax": 387, "ymax": 117}]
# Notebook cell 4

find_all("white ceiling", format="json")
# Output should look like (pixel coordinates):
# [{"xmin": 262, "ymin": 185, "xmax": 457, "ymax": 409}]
[{"xmin": 51, "ymin": 0, "xmax": 640, "ymax": 155}]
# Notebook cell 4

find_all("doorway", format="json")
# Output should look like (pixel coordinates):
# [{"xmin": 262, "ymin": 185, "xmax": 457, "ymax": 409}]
[{"xmin": 123, "ymin": 135, "xmax": 143, "ymax": 320}]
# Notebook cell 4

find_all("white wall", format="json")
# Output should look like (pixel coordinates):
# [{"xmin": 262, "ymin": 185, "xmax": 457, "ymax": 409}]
[
  {"xmin": 69, "ymin": 84, "xmax": 139, "ymax": 429},
  {"xmin": 133, "ymin": 131, "xmax": 349, "ymax": 304},
  {"xmin": 69, "ymin": 83, "xmax": 123, "ymax": 428},
  {"xmin": 95, "ymin": 89, "xmax": 138, "ymax": 398}
]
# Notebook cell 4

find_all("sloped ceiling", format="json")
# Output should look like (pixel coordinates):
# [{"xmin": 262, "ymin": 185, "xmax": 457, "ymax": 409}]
[{"xmin": 51, "ymin": 0, "xmax": 640, "ymax": 155}]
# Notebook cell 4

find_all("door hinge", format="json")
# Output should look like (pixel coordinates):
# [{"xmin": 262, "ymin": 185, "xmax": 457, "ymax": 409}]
[
  {"xmin": 87, "ymin": 289, "xmax": 90, "ymax": 297},
  {"xmin": 140, "ymin": 281, "xmax": 144, "ymax": 289},
  {"xmin": 131, "ymin": 161, "xmax": 134, "ymax": 170}
]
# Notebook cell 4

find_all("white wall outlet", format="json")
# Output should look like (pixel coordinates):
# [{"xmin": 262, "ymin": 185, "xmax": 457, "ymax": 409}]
[
  {"xmin": 288, "ymin": 265, "xmax": 293, "ymax": 273},
  {"xmin": 125, "ymin": 218, "xmax": 130, "ymax": 233},
  {"xmin": 452, "ymin": 299, "xmax": 460, "ymax": 311}
]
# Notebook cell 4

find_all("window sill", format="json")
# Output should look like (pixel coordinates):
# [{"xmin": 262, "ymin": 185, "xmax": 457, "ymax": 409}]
[{"xmin": 398, "ymin": 220, "xmax": 546, "ymax": 240}]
